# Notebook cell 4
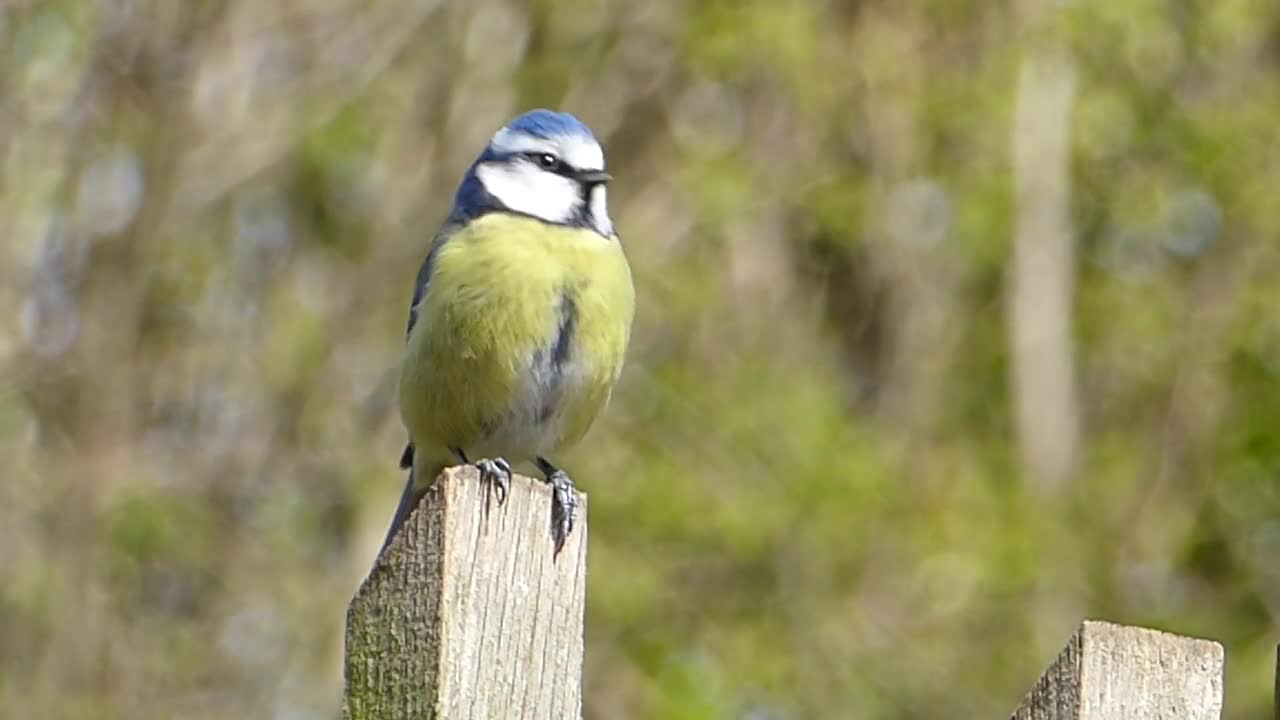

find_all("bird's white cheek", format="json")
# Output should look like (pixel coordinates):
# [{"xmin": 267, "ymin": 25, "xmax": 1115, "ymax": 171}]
[{"xmin": 476, "ymin": 163, "xmax": 579, "ymax": 225}]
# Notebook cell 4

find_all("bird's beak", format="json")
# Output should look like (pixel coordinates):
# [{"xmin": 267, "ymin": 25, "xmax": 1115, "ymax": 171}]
[{"xmin": 571, "ymin": 169, "xmax": 612, "ymax": 185}]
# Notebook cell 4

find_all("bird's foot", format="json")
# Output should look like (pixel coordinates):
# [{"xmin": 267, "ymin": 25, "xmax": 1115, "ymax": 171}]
[
  {"xmin": 548, "ymin": 471, "xmax": 578, "ymax": 555},
  {"xmin": 474, "ymin": 457, "xmax": 512, "ymax": 506},
  {"xmin": 536, "ymin": 457, "xmax": 578, "ymax": 555}
]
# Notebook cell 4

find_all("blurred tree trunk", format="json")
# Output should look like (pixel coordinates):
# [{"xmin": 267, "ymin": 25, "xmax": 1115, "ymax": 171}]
[
  {"xmin": 858, "ymin": 8, "xmax": 963, "ymax": 440},
  {"xmin": 1009, "ymin": 18, "xmax": 1080, "ymax": 492}
]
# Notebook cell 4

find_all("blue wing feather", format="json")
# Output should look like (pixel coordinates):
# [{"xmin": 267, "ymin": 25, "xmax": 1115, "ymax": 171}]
[
  {"xmin": 401, "ymin": 221, "xmax": 461, "ymax": 470},
  {"xmin": 405, "ymin": 220, "xmax": 462, "ymax": 339}
]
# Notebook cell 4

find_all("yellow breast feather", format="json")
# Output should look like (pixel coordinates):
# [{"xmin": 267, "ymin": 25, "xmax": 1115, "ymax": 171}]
[{"xmin": 398, "ymin": 213, "xmax": 634, "ymax": 463}]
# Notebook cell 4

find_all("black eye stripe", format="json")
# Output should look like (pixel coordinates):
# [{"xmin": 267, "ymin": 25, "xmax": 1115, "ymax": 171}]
[{"xmin": 523, "ymin": 151, "xmax": 568, "ymax": 174}]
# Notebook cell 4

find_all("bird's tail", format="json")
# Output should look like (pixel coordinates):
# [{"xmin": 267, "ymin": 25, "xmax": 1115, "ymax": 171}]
[{"xmin": 379, "ymin": 449, "xmax": 443, "ymax": 554}]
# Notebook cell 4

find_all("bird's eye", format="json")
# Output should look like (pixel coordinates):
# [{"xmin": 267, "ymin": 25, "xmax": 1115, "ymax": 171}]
[{"xmin": 528, "ymin": 152, "xmax": 560, "ymax": 171}]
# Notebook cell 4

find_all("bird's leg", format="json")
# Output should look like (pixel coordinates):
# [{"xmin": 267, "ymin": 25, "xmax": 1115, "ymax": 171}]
[
  {"xmin": 535, "ymin": 456, "xmax": 579, "ymax": 555},
  {"xmin": 453, "ymin": 447, "xmax": 511, "ymax": 505}
]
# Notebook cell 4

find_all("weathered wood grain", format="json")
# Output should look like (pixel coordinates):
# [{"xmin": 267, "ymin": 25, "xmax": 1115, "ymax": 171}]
[
  {"xmin": 343, "ymin": 466, "xmax": 587, "ymax": 720},
  {"xmin": 1011, "ymin": 620, "xmax": 1224, "ymax": 719}
]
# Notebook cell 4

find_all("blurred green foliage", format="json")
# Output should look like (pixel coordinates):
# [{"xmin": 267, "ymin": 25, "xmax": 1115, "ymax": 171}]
[{"xmin": 1, "ymin": 0, "xmax": 1278, "ymax": 718}]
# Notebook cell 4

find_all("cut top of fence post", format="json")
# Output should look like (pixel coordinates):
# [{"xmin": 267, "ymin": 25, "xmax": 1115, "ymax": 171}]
[
  {"xmin": 343, "ymin": 466, "xmax": 588, "ymax": 720},
  {"xmin": 1011, "ymin": 620, "xmax": 1224, "ymax": 720}
]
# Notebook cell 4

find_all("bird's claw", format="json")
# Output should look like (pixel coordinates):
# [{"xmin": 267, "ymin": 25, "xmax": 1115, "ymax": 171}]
[
  {"xmin": 474, "ymin": 457, "xmax": 512, "ymax": 506},
  {"xmin": 546, "ymin": 469, "xmax": 578, "ymax": 555}
]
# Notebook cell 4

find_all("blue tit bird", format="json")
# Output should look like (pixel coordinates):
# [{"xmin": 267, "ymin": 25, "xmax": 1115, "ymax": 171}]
[{"xmin": 381, "ymin": 109, "xmax": 635, "ymax": 555}]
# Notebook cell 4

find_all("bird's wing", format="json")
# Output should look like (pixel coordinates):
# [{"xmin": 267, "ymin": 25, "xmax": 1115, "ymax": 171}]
[
  {"xmin": 400, "ymin": 219, "xmax": 462, "ymax": 471},
  {"xmin": 405, "ymin": 220, "xmax": 461, "ymax": 340}
]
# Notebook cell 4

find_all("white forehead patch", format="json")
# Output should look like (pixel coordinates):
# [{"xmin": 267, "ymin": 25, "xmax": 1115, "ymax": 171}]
[{"xmin": 490, "ymin": 127, "xmax": 605, "ymax": 171}]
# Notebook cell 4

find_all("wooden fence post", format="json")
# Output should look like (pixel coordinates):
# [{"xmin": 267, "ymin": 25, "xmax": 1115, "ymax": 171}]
[
  {"xmin": 1010, "ymin": 620, "xmax": 1224, "ymax": 719},
  {"xmin": 342, "ymin": 466, "xmax": 588, "ymax": 720}
]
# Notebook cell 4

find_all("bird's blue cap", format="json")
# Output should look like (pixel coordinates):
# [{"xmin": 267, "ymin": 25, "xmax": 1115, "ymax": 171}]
[{"xmin": 504, "ymin": 109, "xmax": 596, "ymax": 141}]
